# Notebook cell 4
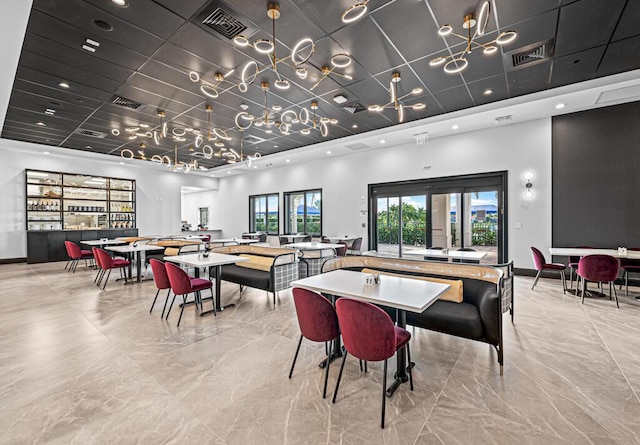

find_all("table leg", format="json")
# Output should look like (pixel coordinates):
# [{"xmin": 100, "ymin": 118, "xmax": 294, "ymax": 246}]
[
  {"xmin": 200, "ymin": 265, "xmax": 235, "ymax": 316},
  {"xmin": 386, "ymin": 310, "xmax": 412, "ymax": 397},
  {"xmin": 319, "ymin": 294, "xmax": 343, "ymax": 368}
]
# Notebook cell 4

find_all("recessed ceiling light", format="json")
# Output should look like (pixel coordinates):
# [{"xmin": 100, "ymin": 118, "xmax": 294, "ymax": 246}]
[
  {"xmin": 380, "ymin": 139, "xmax": 386, "ymax": 144},
  {"xmin": 352, "ymin": 124, "xmax": 358, "ymax": 129},
  {"xmin": 286, "ymin": 159, "xmax": 291, "ymax": 163},
  {"xmin": 85, "ymin": 145, "xmax": 92, "ymax": 149},
  {"xmin": 273, "ymin": 145, "xmax": 278, "ymax": 148},
  {"xmin": 82, "ymin": 44, "xmax": 96, "ymax": 53},
  {"xmin": 555, "ymin": 103, "xmax": 566, "ymax": 110},
  {"xmin": 333, "ymin": 94, "xmax": 348, "ymax": 104},
  {"xmin": 253, "ymin": 166, "xmax": 258, "ymax": 169},
  {"xmin": 93, "ymin": 19, "xmax": 113, "ymax": 31},
  {"xmin": 452, "ymin": 124, "xmax": 459, "ymax": 130},
  {"xmin": 227, "ymin": 171, "xmax": 231, "ymax": 174},
  {"xmin": 210, "ymin": 174, "xmax": 215, "ymax": 177},
  {"xmin": 43, "ymin": 151, "xmax": 50, "ymax": 155},
  {"xmin": 111, "ymin": 0, "xmax": 128, "ymax": 7},
  {"xmin": 35, "ymin": 122, "xmax": 46, "ymax": 126},
  {"xmin": 326, "ymin": 150, "xmax": 332, "ymax": 155},
  {"xmin": 58, "ymin": 82, "xmax": 70, "ymax": 89},
  {"xmin": 483, "ymin": 89, "xmax": 493, "ymax": 96},
  {"xmin": 45, "ymin": 108, "xmax": 55, "ymax": 115},
  {"xmin": 119, "ymin": 162, "xmax": 125, "ymax": 165}
]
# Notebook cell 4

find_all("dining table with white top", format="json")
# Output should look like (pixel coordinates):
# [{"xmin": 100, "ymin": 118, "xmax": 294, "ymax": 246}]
[
  {"xmin": 291, "ymin": 269, "xmax": 450, "ymax": 396},
  {"xmin": 406, "ymin": 248, "xmax": 488, "ymax": 262},
  {"xmin": 105, "ymin": 244, "xmax": 164, "ymax": 283}
]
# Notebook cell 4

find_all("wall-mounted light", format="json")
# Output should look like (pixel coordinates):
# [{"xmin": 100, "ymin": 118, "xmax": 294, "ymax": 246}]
[{"xmin": 523, "ymin": 171, "xmax": 535, "ymax": 199}]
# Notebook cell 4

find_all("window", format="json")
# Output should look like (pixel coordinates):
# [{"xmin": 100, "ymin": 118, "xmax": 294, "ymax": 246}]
[
  {"xmin": 284, "ymin": 189, "xmax": 322, "ymax": 236},
  {"xmin": 249, "ymin": 193, "xmax": 279, "ymax": 234},
  {"xmin": 198, "ymin": 207, "xmax": 209, "ymax": 230}
]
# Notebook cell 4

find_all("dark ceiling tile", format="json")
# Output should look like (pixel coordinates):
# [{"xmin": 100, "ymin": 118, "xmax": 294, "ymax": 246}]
[
  {"xmin": 125, "ymin": 73, "xmax": 203, "ymax": 107},
  {"xmin": 331, "ymin": 16, "xmax": 405, "ymax": 75},
  {"xmin": 596, "ymin": 34, "xmax": 640, "ymax": 78},
  {"xmin": 7, "ymin": 90, "xmax": 94, "ymax": 122},
  {"xmin": 432, "ymin": 85, "xmax": 475, "ymax": 113},
  {"xmin": 26, "ymin": 10, "xmax": 147, "ymax": 70},
  {"xmin": 153, "ymin": 0, "xmax": 209, "ymax": 20},
  {"xmin": 612, "ymin": 0, "xmax": 640, "ymax": 42},
  {"xmin": 507, "ymin": 60, "xmax": 552, "ymax": 97},
  {"xmin": 371, "ymin": 0, "xmax": 443, "ymax": 62},
  {"xmin": 494, "ymin": 0, "xmax": 560, "ymax": 26},
  {"xmin": 550, "ymin": 45, "xmax": 604, "ymax": 88},
  {"xmin": 555, "ymin": 0, "xmax": 626, "ymax": 57},
  {"xmin": 33, "ymin": 0, "xmax": 165, "ymax": 56},
  {"xmin": 429, "ymin": 0, "xmax": 497, "ymax": 37},
  {"xmin": 293, "ymin": 0, "xmax": 389, "ymax": 35},
  {"xmin": 344, "ymin": 76, "xmax": 392, "ymax": 109},
  {"xmin": 84, "ymin": 0, "xmax": 185, "ymax": 40},
  {"xmin": 504, "ymin": 9, "xmax": 558, "ymax": 52},
  {"xmin": 12, "ymin": 71, "xmax": 110, "ymax": 106},
  {"xmin": 466, "ymin": 74, "xmax": 509, "ymax": 105}
]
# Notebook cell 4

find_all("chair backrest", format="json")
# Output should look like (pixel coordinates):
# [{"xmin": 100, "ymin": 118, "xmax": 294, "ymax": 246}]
[
  {"xmin": 279, "ymin": 236, "xmax": 289, "ymax": 246},
  {"xmin": 65, "ymin": 241, "xmax": 81, "ymax": 259},
  {"xmin": 578, "ymin": 255, "xmax": 619, "ymax": 282},
  {"xmin": 351, "ymin": 237, "xmax": 362, "ymax": 251},
  {"xmin": 336, "ymin": 241, "xmax": 347, "ymax": 256},
  {"xmin": 149, "ymin": 259, "xmax": 171, "ymax": 290},
  {"xmin": 453, "ymin": 247, "xmax": 479, "ymax": 264},
  {"xmin": 457, "ymin": 247, "xmax": 477, "ymax": 252},
  {"xmin": 92, "ymin": 247, "xmax": 102, "ymax": 269},
  {"xmin": 96, "ymin": 248, "xmax": 114, "ymax": 269},
  {"xmin": 165, "ymin": 261, "xmax": 193, "ymax": 295},
  {"xmin": 258, "ymin": 233, "xmax": 267, "ymax": 242},
  {"xmin": 292, "ymin": 288, "xmax": 339, "ymax": 343},
  {"xmin": 530, "ymin": 246, "xmax": 546, "ymax": 270},
  {"xmin": 321, "ymin": 237, "xmax": 331, "ymax": 243},
  {"xmin": 335, "ymin": 298, "xmax": 397, "ymax": 362},
  {"xmin": 301, "ymin": 235, "xmax": 312, "ymax": 242}
]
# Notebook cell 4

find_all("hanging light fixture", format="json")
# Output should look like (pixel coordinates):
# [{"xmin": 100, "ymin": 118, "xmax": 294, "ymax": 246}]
[
  {"xmin": 233, "ymin": 3, "xmax": 315, "ymax": 90},
  {"xmin": 367, "ymin": 72, "xmax": 426, "ymax": 123},
  {"xmin": 309, "ymin": 54, "xmax": 354, "ymax": 91},
  {"xmin": 342, "ymin": 0, "xmax": 369, "ymax": 24},
  {"xmin": 429, "ymin": 0, "xmax": 516, "ymax": 74},
  {"xmin": 187, "ymin": 69, "xmax": 241, "ymax": 99}
]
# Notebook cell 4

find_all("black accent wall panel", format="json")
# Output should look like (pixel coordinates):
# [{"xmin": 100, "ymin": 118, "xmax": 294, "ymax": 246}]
[{"xmin": 552, "ymin": 100, "xmax": 640, "ymax": 248}]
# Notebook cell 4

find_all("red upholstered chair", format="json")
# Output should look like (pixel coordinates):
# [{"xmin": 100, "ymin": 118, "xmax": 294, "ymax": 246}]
[
  {"xmin": 336, "ymin": 241, "xmax": 348, "ymax": 257},
  {"xmin": 619, "ymin": 248, "xmax": 640, "ymax": 296},
  {"xmin": 64, "ymin": 241, "xmax": 93, "ymax": 272},
  {"xmin": 95, "ymin": 248, "xmax": 131, "ymax": 289},
  {"xmin": 567, "ymin": 246, "xmax": 594, "ymax": 290},
  {"xmin": 530, "ymin": 247, "xmax": 567, "ymax": 293},
  {"xmin": 164, "ymin": 262, "xmax": 215, "ymax": 327},
  {"xmin": 91, "ymin": 247, "xmax": 103, "ymax": 285},
  {"xmin": 347, "ymin": 237, "xmax": 362, "ymax": 255},
  {"xmin": 332, "ymin": 298, "xmax": 413, "ymax": 429},
  {"xmin": 578, "ymin": 255, "xmax": 620, "ymax": 307},
  {"xmin": 289, "ymin": 288, "xmax": 340, "ymax": 398},
  {"xmin": 149, "ymin": 259, "xmax": 172, "ymax": 318}
]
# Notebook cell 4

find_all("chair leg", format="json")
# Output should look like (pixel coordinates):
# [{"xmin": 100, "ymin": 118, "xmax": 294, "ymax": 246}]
[
  {"xmin": 381, "ymin": 359, "xmax": 387, "ymax": 429},
  {"xmin": 560, "ymin": 270, "xmax": 567, "ymax": 294},
  {"xmin": 209, "ymin": 288, "xmax": 216, "ymax": 316},
  {"xmin": 161, "ymin": 289, "xmax": 171, "ymax": 318},
  {"xmin": 332, "ymin": 351, "xmax": 348, "ymax": 404},
  {"xmin": 102, "ymin": 269, "xmax": 111, "ymax": 289},
  {"xmin": 531, "ymin": 270, "xmax": 542, "ymax": 290},
  {"xmin": 406, "ymin": 343, "xmax": 414, "ymax": 391},
  {"xmin": 165, "ymin": 294, "xmax": 177, "ymax": 319},
  {"xmin": 569, "ymin": 268, "xmax": 574, "ymax": 291},
  {"xmin": 64, "ymin": 259, "xmax": 70, "ymax": 270},
  {"xmin": 625, "ymin": 271, "xmax": 629, "ymax": 296},
  {"xmin": 581, "ymin": 278, "xmax": 586, "ymax": 304},
  {"xmin": 612, "ymin": 282, "xmax": 619, "ymax": 308},
  {"xmin": 177, "ymin": 294, "xmax": 187, "ymax": 327},
  {"xmin": 150, "ymin": 289, "xmax": 160, "ymax": 313},
  {"xmin": 323, "ymin": 341, "xmax": 331, "ymax": 399},
  {"xmin": 289, "ymin": 335, "xmax": 303, "ymax": 379}
]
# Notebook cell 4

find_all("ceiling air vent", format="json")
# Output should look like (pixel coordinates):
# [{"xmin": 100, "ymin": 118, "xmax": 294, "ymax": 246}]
[
  {"xmin": 504, "ymin": 39, "xmax": 554, "ymax": 71},
  {"xmin": 201, "ymin": 6, "xmax": 247, "ymax": 39},
  {"xmin": 74, "ymin": 128, "xmax": 107, "ymax": 139},
  {"xmin": 111, "ymin": 95, "xmax": 145, "ymax": 110},
  {"xmin": 342, "ymin": 102, "xmax": 366, "ymax": 114},
  {"xmin": 345, "ymin": 142, "xmax": 370, "ymax": 151},
  {"xmin": 494, "ymin": 115, "xmax": 513, "ymax": 124}
]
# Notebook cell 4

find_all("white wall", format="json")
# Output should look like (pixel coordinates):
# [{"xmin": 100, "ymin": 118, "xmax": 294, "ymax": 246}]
[
  {"xmin": 181, "ymin": 190, "xmax": 218, "ymax": 229},
  {"xmin": 0, "ymin": 139, "xmax": 219, "ymax": 259},
  {"xmin": 213, "ymin": 118, "xmax": 552, "ymax": 268}
]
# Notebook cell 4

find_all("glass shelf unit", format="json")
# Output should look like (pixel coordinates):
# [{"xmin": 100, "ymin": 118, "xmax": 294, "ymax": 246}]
[{"xmin": 26, "ymin": 170, "xmax": 136, "ymax": 231}]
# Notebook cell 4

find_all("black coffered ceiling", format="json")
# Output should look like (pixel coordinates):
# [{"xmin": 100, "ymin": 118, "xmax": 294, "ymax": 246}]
[{"xmin": 2, "ymin": 0, "xmax": 639, "ymax": 170}]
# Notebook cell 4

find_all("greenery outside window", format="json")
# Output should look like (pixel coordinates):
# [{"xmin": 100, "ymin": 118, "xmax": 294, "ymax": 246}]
[
  {"xmin": 249, "ymin": 193, "xmax": 279, "ymax": 234},
  {"xmin": 284, "ymin": 189, "xmax": 322, "ymax": 236}
]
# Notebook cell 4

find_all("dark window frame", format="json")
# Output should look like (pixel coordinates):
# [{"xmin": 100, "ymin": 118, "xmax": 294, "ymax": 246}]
[
  {"xmin": 248, "ymin": 193, "xmax": 279, "ymax": 234},
  {"xmin": 283, "ymin": 188, "xmax": 323, "ymax": 236}
]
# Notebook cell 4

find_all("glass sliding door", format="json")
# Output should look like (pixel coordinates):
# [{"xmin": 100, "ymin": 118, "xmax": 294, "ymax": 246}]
[
  {"xmin": 374, "ymin": 195, "xmax": 427, "ymax": 258},
  {"xmin": 463, "ymin": 189, "xmax": 499, "ymax": 264},
  {"xmin": 376, "ymin": 197, "xmax": 400, "ymax": 257},
  {"xmin": 400, "ymin": 195, "xmax": 427, "ymax": 255},
  {"xmin": 431, "ymin": 192, "xmax": 461, "ymax": 249}
]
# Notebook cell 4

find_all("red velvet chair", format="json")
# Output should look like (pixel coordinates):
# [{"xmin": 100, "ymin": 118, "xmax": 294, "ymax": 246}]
[
  {"xmin": 289, "ymin": 288, "xmax": 340, "ymax": 398},
  {"xmin": 530, "ymin": 247, "xmax": 567, "ymax": 293},
  {"xmin": 332, "ymin": 298, "xmax": 413, "ymax": 429},
  {"xmin": 92, "ymin": 247, "xmax": 103, "ymax": 286},
  {"xmin": 149, "ymin": 259, "xmax": 172, "ymax": 318},
  {"xmin": 95, "ymin": 248, "xmax": 131, "ymax": 289},
  {"xmin": 336, "ymin": 241, "xmax": 348, "ymax": 257},
  {"xmin": 164, "ymin": 262, "xmax": 214, "ymax": 327},
  {"xmin": 578, "ymin": 255, "xmax": 620, "ymax": 307},
  {"xmin": 567, "ymin": 246, "xmax": 594, "ymax": 290},
  {"xmin": 619, "ymin": 248, "xmax": 640, "ymax": 296},
  {"xmin": 64, "ymin": 241, "xmax": 93, "ymax": 273}
]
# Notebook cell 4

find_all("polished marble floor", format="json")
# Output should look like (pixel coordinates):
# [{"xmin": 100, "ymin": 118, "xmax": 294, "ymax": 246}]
[{"xmin": 1, "ymin": 261, "xmax": 640, "ymax": 444}]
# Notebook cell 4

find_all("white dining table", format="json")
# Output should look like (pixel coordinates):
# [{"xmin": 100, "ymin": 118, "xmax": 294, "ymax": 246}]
[
  {"xmin": 208, "ymin": 238, "xmax": 259, "ymax": 246},
  {"xmin": 549, "ymin": 247, "xmax": 640, "ymax": 259},
  {"xmin": 406, "ymin": 248, "xmax": 488, "ymax": 261},
  {"xmin": 164, "ymin": 253, "xmax": 248, "ymax": 314},
  {"xmin": 81, "ymin": 239, "xmax": 127, "ymax": 247},
  {"xmin": 286, "ymin": 242, "xmax": 345, "ymax": 250},
  {"xmin": 105, "ymin": 244, "xmax": 164, "ymax": 283},
  {"xmin": 291, "ymin": 269, "xmax": 449, "ymax": 396},
  {"xmin": 325, "ymin": 236, "xmax": 357, "ymax": 243}
]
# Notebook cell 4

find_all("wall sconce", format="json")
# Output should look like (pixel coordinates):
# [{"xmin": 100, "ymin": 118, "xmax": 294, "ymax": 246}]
[{"xmin": 523, "ymin": 171, "xmax": 535, "ymax": 199}]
